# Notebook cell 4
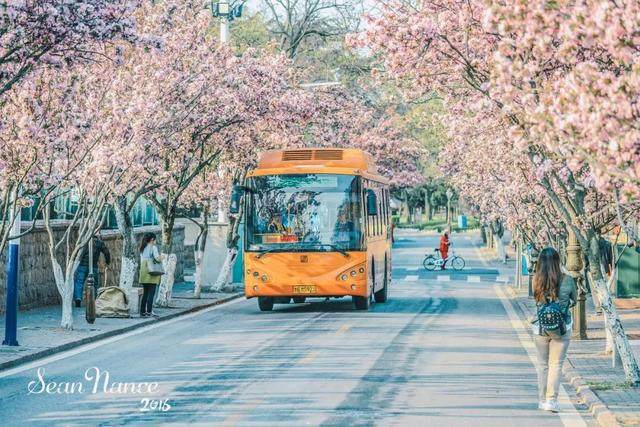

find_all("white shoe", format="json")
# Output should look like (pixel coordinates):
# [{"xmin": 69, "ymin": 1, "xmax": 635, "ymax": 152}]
[{"xmin": 541, "ymin": 400, "xmax": 559, "ymax": 412}]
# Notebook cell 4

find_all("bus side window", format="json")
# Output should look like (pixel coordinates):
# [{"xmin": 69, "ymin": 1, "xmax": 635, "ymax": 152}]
[
  {"xmin": 376, "ymin": 190, "xmax": 382, "ymax": 236},
  {"xmin": 364, "ymin": 182, "xmax": 372, "ymax": 237},
  {"xmin": 382, "ymin": 188, "xmax": 388, "ymax": 227}
]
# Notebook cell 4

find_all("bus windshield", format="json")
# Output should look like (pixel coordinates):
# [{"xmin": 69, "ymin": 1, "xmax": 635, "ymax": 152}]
[{"xmin": 246, "ymin": 174, "xmax": 363, "ymax": 252}]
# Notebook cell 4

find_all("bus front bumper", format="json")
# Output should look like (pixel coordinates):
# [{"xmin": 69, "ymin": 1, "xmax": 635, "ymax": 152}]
[{"xmin": 244, "ymin": 282, "xmax": 368, "ymax": 299}]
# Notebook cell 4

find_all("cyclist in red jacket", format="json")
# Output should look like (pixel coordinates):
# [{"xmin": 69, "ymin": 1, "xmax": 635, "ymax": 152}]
[{"xmin": 439, "ymin": 232, "xmax": 450, "ymax": 269}]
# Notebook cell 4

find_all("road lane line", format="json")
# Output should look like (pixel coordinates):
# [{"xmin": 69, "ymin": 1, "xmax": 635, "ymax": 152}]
[
  {"xmin": 0, "ymin": 297, "xmax": 246, "ymax": 379},
  {"xmin": 494, "ymin": 285, "xmax": 587, "ymax": 427},
  {"xmin": 404, "ymin": 275, "xmax": 419, "ymax": 281},
  {"xmin": 467, "ymin": 275, "xmax": 481, "ymax": 283},
  {"xmin": 220, "ymin": 400, "xmax": 263, "ymax": 427},
  {"xmin": 496, "ymin": 275, "xmax": 510, "ymax": 283},
  {"xmin": 336, "ymin": 324, "xmax": 350, "ymax": 334},
  {"xmin": 436, "ymin": 275, "xmax": 450, "ymax": 282},
  {"xmin": 405, "ymin": 267, "xmax": 420, "ymax": 272},
  {"xmin": 298, "ymin": 350, "xmax": 318, "ymax": 365}
]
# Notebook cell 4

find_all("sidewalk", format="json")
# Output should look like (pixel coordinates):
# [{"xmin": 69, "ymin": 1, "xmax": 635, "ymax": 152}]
[
  {"xmin": 510, "ymin": 285, "xmax": 640, "ymax": 426},
  {"xmin": 0, "ymin": 281, "xmax": 242, "ymax": 371},
  {"xmin": 478, "ymin": 241, "xmax": 640, "ymax": 426}
]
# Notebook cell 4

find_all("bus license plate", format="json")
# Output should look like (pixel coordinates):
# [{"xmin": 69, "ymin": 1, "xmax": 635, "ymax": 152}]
[{"xmin": 293, "ymin": 285, "xmax": 316, "ymax": 294}]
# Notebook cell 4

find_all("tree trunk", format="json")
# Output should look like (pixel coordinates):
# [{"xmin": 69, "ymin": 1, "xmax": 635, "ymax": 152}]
[
  {"xmin": 155, "ymin": 218, "xmax": 176, "ymax": 307},
  {"xmin": 486, "ymin": 226, "xmax": 494, "ymax": 249},
  {"xmin": 193, "ymin": 220, "xmax": 208, "ymax": 299},
  {"xmin": 212, "ymin": 247, "xmax": 237, "ymax": 291},
  {"xmin": 52, "ymin": 259, "xmax": 75, "ymax": 330},
  {"xmin": 423, "ymin": 188, "xmax": 431, "ymax": 221},
  {"xmin": 114, "ymin": 197, "xmax": 138, "ymax": 295},
  {"xmin": 585, "ymin": 234, "xmax": 640, "ymax": 384},
  {"xmin": 212, "ymin": 203, "xmax": 243, "ymax": 291},
  {"xmin": 401, "ymin": 190, "xmax": 410, "ymax": 224}
]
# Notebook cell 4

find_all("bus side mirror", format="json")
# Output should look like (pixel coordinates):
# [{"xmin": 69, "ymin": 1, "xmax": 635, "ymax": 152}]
[
  {"xmin": 229, "ymin": 185, "xmax": 243, "ymax": 215},
  {"xmin": 366, "ymin": 189, "xmax": 377, "ymax": 216}
]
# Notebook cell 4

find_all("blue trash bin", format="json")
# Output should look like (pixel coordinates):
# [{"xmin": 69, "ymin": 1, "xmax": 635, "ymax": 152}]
[{"xmin": 457, "ymin": 215, "xmax": 467, "ymax": 229}]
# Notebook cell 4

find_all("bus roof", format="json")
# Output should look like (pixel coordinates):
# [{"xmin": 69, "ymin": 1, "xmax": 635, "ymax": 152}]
[{"xmin": 248, "ymin": 148, "xmax": 389, "ymax": 184}]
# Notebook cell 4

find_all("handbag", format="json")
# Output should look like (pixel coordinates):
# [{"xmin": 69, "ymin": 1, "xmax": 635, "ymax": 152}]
[{"xmin": 147, "ymin": 257, "xmax": 165, "ymax": 276}]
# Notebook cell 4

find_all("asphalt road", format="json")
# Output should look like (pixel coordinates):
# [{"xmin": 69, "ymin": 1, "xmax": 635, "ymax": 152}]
[{"xmin": 0, "ymin": 231, "xmax": 596, "ymax": 426}]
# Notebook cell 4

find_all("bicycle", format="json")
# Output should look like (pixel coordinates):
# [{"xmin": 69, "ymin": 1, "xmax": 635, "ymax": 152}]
[{"xmin": 423, "ymin": 248, "xmax": 465, "ymax": 271}]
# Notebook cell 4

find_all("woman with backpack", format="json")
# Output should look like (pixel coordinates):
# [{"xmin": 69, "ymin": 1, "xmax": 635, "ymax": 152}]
[{"xmin": 532, "ymin": 247, "xmax": 577, "ymax": 412}]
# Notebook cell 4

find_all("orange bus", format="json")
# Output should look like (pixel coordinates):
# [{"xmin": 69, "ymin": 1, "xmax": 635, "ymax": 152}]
[{"xmin": 230, "ymin": 148, "xmax": 392, "ymax": 311}]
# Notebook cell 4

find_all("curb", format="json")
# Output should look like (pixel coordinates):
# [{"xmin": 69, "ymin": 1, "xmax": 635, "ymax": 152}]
[
  {"xmin": 564, "ymin": 363, "xmax": 620, "ymax": 427},
  {"xmin": 0, "ymin": 292, "xmax": 243, "ymax": 373},
  {"xmin": 506, "ymin": 286, "xmax": 620, "ymax": 427}
]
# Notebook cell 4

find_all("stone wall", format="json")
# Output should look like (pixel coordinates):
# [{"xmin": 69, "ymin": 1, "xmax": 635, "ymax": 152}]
[
  {"xmin": 101, "ymin": 225, "xmax": 186, "ymax": 288},
  {"xmin": 0, "ymin": 223, "xmax": 185, "ymax": 313}
]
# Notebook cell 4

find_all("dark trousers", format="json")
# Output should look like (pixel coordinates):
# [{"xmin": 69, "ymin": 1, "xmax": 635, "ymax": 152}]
[{"xmin": 140, "ymin": 284, "xmax": 157, "ymax": 314}]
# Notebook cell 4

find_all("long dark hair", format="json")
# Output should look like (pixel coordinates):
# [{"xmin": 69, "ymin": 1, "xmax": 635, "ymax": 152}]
[
  {"xmin": 139, "ymin": 233, "xmax": 157, "ymax": 253},
  {"xmin": 534, "ymin": 247, "xmax": 563, "ymax": 303}
]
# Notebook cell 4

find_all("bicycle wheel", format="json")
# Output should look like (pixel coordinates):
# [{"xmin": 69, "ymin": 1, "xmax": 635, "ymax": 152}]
[
  {"xmin": 423, "ymin": 255, "xmax": 437, "ymax": 271},
  {"xmin": 451, "ymin": 256, "xmax": 465, "ymax": 271}
]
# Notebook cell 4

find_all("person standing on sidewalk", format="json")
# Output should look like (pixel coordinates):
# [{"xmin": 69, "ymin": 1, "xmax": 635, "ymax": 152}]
[
  {"xmin": 532, "ymin": 247, "xmax": 577, "ymax": 413},
  {"xmin": 139, "ymin": 233, "xmax": 162, "ymax": 317},
  {"xmin": 74, "ymin": 234, "xmax": 111, "ymax": 307}
]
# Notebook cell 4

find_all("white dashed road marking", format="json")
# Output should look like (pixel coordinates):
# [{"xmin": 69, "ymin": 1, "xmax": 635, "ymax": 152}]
[
  {"xmin": 437, "ymin": 275, "xmax": 450, "ymax": 282},
  {"xmin": 467, "ymin": 275, "xmax": 481, "ymax": 283},
  {"xmin": 404, "ymin": 275, "xmax": 419, "ymax": 282}
]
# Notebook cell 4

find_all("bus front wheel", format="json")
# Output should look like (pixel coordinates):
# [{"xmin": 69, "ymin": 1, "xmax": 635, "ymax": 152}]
[
  {"xmin": 374, "ymin": 257, "xmax": 389, "ymax": 303},
  {"xmin": 353, "ymin": 295, "xmax": 370, "ymax": 310},
  {"xmin": 258, "ymin": 297, "xmax": 274, "ymax": 311}
]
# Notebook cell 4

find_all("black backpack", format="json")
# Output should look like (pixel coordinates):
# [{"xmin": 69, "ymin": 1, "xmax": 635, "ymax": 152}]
[{"xmin": 536, "ymin": 299, "xmax": 568, "ymax": 338}]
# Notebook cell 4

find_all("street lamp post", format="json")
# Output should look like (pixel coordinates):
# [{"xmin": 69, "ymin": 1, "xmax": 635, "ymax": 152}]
[
  {"xmin": 210, "ymin": 1, "xmax": 244, "ymax": 46},
  {"xmin": 527, "ymin": 244, "xmax": 538, "ymax": 298},
  {"xmin": 567, "ymin": 230, "xmax": 587, "ymax": 339},
  {"xmin": 85, "ymin": 234, "xmax": 96, "ymax": 324},
  {"xmin": 3, "ymin": 195, "xmax": 21, "ymax": 346},
  {"xmin": 218, "ymin": 0, "xmax": 229, "ymax": 45}
]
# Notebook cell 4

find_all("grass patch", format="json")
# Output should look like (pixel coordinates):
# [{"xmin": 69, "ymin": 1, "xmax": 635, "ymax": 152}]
[
  {"xmin": 395, "ymin": 216, "xmax": 480, "ymax": 232},
  {"xmin": 586, "ymin": 381, "xmax": 634, "ymax": 391}
]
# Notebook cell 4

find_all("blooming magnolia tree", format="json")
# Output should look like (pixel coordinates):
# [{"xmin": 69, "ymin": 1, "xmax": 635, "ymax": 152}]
[
  {"xmin": 3, "ymin": 65, "xmax": 127, "ymax": 330},
  {"xmin": 357, "ymin": 0, "xmax": 640, "ymax": 382},
  {"xmin": 0, "ymin": 0, "xmax": 139, "ymax": 95},
  {"xmin": 179, "ymin": 170, "xmax": 228, "ymax": 298}
]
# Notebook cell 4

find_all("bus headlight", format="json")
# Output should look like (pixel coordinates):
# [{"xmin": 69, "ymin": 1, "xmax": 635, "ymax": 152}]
[
  {"xmin": 261, "ymin": 275, "xmax": 268, "ymax": 282},
  {"xmin": 337, "ymin": 263, "xmax": 366, "ymax": 281},
  {"xmin": 253, "ymin": 271, "xmax": 259, "ymax": 278}
]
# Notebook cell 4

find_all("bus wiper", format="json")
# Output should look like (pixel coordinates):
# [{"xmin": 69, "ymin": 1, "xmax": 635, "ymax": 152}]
[
  {"xmin": 309, "ymin": 243, "xmax": 350, "ymax": 258},
  {"xmin": 256, "ymin": 247, "xmax": 279, "ymax": 259},
  {"xmin": 255, "ymin": 244, "xmax": 295, "ymax": 259}
]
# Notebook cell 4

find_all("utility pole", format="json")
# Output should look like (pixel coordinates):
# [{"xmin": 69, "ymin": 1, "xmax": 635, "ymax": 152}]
[{"xmin": 3, "ymin": 190, "xmax": 20, "ymax": 346}]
